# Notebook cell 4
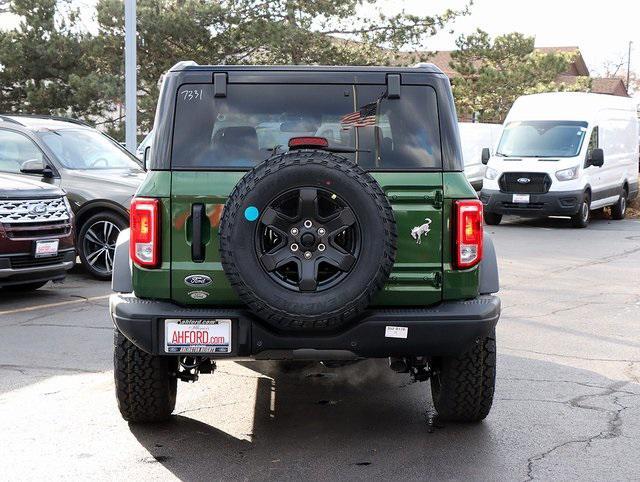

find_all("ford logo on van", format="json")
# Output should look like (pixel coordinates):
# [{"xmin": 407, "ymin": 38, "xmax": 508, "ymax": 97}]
[
  {"xmin": 517, "ymin": 177, "xmax": 531, "ymax": 184},
  {"xmin": 184, "ymin": 274, "xmax": 212, "ymax": 287}
]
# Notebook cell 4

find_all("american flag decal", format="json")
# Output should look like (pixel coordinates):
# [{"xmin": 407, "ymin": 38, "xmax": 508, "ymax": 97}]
[{"xmin": 340, "ymin": 102, "xmax": 378, "ymax": 129}]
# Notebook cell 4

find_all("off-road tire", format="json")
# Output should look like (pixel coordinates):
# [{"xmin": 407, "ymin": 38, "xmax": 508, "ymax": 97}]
[
  {"xmin": 430, "ymin": 334, "xmax": 496, "ymax": 423},
  {"xmin": 571, "ymin": 193, "xmax": 591, "ymax": 228},
  {"xmin": 114, "ymin": 329, "xmax": 177, "ymax": 423},
  {"xmin": 219, "ymin": 150, "xmax": 397, "ymax": 331},
  {"xmin": 483, "ymin": 212, "xmax": 502, "ymax": 226},
  {"xmin": 611, "ymin": 188, "xmax": 627, "ymax": 220}
]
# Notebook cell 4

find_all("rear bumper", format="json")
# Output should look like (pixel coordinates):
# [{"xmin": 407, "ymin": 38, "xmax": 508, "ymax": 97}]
[
  {"xmin": 0, "ymin": 249, "xmax": 75, "ymax": 287},
  {"xmin": 109, "ymin": 294, "xmax": 501, "ymax": 359},
  {"xmin": 480, "ymin": 188, "xmax": 584, "ymax": 216}
]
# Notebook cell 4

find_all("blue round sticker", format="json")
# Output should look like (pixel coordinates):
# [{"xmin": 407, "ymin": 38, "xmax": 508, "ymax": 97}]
[{"xmin": 244, "ymin": 206, "xmax": 259, "ymax": 221}]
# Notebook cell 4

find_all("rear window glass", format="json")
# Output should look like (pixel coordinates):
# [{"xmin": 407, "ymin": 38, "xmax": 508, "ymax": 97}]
[{"xmin": 171, "ymin": 83, "xmax": 441, "ymax": 170}]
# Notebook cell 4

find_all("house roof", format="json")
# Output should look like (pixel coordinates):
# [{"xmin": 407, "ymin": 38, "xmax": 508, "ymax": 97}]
[
  {"xmin": 418, "ymin": 46, "xmax": 590, "ymax": 78},
  {"xmin": 590, "ymin": 77, "xmax": 629, "ymax": 97}
]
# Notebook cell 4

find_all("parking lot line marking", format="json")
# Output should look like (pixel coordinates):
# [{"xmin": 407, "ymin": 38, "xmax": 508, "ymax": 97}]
[{"xmin": 0, "ymin": 295, "xmax": 110, "ymax": 317}]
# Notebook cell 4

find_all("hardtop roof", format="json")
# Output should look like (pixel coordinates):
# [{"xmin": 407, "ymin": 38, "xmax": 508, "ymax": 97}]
[{"xmin": 169, "ymin": 61, "xmax": 444, "ymax": 75}]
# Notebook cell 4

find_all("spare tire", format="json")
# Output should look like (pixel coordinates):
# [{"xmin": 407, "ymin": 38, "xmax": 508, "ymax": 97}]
[{"xmin": 219, "ymin": 150, "xmax": 397, "ymax": 331}]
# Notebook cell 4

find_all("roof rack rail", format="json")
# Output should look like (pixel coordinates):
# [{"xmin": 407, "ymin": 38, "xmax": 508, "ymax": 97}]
[
  {"xmin": 8, "ymin": 114, "xmax": 91, "ymax": 127},
  {"xmin": 0, "ymin": 115, "xmax": 25, "ymax": 126}
]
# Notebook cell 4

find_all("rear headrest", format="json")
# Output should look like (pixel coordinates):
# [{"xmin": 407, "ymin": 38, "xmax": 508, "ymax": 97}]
[{"xmin": 214, "ymin": 126, "xmax": 258, "ymax": 150}]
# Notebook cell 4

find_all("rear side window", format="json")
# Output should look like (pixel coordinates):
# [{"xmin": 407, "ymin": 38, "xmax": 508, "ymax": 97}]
[
  {"xmin": 171, "ymin": 83, "xmax": 441, "ymax": 170},
  {"xmin": 355, "ymin": 85, "xmax": 441, "ymax": 169}
]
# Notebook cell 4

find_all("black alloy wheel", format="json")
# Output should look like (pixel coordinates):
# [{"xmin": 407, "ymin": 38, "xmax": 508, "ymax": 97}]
[
  {"xmin": 78, "ymin": 212, "xmax": 127, "ymax": 280},
  {"xmin": 256, "ymin": 187, "xmax": 360, "ymax": 292}
]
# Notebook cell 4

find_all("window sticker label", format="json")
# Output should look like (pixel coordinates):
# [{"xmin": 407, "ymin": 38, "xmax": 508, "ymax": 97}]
[{"xmin": 385, "ymin": 326, "xmax": 408, "ymax": 339}]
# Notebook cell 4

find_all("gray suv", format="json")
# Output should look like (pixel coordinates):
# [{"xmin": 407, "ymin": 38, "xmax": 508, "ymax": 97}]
[{"xmin": 0, "ymin": 115, "xmax": 144, "ymax": 279}]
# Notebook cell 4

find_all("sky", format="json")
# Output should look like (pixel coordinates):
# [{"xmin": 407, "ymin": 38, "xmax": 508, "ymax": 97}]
[
  {"xmin": 1, "ymin": 0, "xmax": 638, "ymax": 78},
  {"xmin": 380, "ymin": 0, "xmax": 639, "ymax": 77}
]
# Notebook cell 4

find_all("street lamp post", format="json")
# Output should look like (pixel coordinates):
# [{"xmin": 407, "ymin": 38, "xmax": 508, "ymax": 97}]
[
  {"xmin": 626, "ymin": 41, "xmax": 632, "ymax": 92},
  {"xmin": 124, "ymin": 0, "xmax": 136, "ymax": 153}
]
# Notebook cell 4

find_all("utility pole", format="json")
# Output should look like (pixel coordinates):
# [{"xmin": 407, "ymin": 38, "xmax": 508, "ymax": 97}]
[
  {"xmin": 626, "ymin": 41, "xmax": 632, "ymax": 91},
  {"xmin": 124, "ymin": 0, "xmax": 137, "ymax": 153}
]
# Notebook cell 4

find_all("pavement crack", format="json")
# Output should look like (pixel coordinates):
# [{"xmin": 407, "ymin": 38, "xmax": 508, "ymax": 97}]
[
  {"xmin": 501, "ymin": 377, "xmax": 636, "ymax": 393},
  {"xmin": 549, "ymin": 245, "xmax": 640, "ymax": 274},
  {"xmin": 24, "ymin": 323, "xmax": 111, "ymax": 330},
  {"xmin": 524, "ymin": 381, "xmax": 630, "ymax": 481},
  {"xmin": 175, "ymin": 401, "xmax": 241, "ymax": 415},
  {"xmin": 0, "ymin": 364, "xmax": 96, "ymax": 374},
  {"xmin": 516, "ymin": 301, "xmax": 606, "ymax": 319},
  {"xmin": 503, "ymin": 346, "xmax": 640, "ymax": 363},
  {"xmin": 624, "ymin": 361, "xmax": 640, "ymax": 384}
]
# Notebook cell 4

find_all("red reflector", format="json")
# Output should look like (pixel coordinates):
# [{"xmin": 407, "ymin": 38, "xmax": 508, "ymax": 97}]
[
  {"xmin": 454, "ymin": 199, "xmax": 483, "ymax": 269},
  {"xmin": 288, "ymin": 136, "xmax": 329, "ymax": 149},
  {"xmin": 130, "ymin": 197, "xmax": 160, "ymax": 268}
]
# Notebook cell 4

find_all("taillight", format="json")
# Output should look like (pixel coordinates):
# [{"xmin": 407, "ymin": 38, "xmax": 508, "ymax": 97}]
[
  {"xmin": 130, "ymin": 198, "xmax": 160, "ymax": 268},
  {"xmin": 454, "ymin": 199, "xmax": 483, "ymax": 269}
]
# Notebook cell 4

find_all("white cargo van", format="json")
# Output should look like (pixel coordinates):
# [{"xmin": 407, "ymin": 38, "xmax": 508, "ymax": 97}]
[
  {"xmin": 481, "ymin": 92, "xmax": 639, "ymax": 227},
  {"xmin": 459, "ymin": 122, "xmax": 503, "ymax": 190}
]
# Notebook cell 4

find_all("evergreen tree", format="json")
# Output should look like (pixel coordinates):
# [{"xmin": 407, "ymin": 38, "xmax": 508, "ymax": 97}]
[{"xmin": 450, "ymin": 29, "xmax": 591, "ymax": 122}]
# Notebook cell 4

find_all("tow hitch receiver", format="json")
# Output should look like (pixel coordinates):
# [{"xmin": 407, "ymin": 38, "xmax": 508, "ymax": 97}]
[
  {"xmin": 177, "ymin": 357, "xmax": 216, "ymax": 382},
  {"xmin": 389, "ymin": 356, "xmax": 431, "ymax": 382}
]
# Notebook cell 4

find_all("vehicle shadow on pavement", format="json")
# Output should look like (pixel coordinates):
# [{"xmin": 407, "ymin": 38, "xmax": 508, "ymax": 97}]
[
  {"xmin": 127, "ymin": 355, "xmax": 640, "ymax": 480},
  {"xmin": 125, "ymin": 359, "xmax": 498, "ymax": 480},
  {"xmin": 0, "ymin": 265, "xmax": 104, "ymax": 309}
]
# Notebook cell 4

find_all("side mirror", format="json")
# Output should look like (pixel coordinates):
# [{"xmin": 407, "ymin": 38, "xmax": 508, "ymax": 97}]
[
  {"xmin": 481, "ymin": 147, "xmax": 491, "ymax": 165},
  {"xmin": 20, "ymin": 159, "xmax": 54, "ymax": 178},
  {"xmin": 143, "ymin": 146, "xmax": 151, "ymax": 171},
  {"xmin": 587, "ymin": 148, "xmax": 604, "ymax": 167}
]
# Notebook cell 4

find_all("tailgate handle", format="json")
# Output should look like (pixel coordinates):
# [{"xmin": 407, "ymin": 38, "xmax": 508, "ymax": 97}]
[
  {"xmin": 387, "ymin": 189, "xmax": 443, "ymax": 208},
  {"xmin": 191, "ymin": 203, "xmax": 205, "ymax": 262}
]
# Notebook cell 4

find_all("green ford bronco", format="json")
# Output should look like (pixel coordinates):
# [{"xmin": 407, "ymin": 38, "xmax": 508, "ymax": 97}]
[{"xmin": 110, "ymin": 62, "xmax": 501, "ymax": 424}]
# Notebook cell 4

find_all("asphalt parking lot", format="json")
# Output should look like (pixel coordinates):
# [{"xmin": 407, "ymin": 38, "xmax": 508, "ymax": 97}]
[{"xmin": 1, "ymin": 216, "xmax": 639, "ymax": 481}]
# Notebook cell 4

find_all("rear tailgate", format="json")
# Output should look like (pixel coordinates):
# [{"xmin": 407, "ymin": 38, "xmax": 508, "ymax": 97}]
[
  {"xmin": 170, "ymin": 171, "xmax": 243, "ymax": 305},
  {"xmin": 169, "ymin": 171, "xmax": 443, "ymax": 307},
  {"xmin": 372, "ymin": 172, "xmax": 443, "ymax": 305}
]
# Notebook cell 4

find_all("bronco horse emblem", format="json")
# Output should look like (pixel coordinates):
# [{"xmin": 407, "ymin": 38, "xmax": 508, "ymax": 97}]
[{"xmin": 410, "ymin": 218, "xmax": 432, "ymax": 244}]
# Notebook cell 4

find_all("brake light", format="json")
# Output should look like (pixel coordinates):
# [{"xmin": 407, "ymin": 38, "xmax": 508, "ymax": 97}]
[
  {"xmin": 455, "ymin": 200, "xmax": 483, "ymax": 269},
  {"xmin": 288, "ymin": 136, "xmax": 329, "ymax": 149},
  {"xmin": 130, "ymin": 198, "xmax": 160, "ymax": 268}
]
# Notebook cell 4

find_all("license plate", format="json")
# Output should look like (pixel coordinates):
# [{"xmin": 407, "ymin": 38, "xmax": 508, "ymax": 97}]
[
  {"xmin": 164, "ymin": 319, "xmax": 232, "ymax": 354},
  {"xmin": 34, "ymin": 239, "xmax": 59, "ymax": 258},
  {"xmin": 512, "ymin": 194, "xmax": 530, "ymax": 204}
]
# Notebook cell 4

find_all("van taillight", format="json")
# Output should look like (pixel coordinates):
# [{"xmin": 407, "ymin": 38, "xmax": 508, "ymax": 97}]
[
  {"xmin": 454, "ymin": 200, "xmax": 483, "ymax": 269},
  {"xmin": 130, "ymin": 198, "xmax": 160, "ymax": 268}
]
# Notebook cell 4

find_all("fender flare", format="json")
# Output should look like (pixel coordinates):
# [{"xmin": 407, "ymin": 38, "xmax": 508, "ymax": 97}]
[
  {"xmin": 111, "ymin": 229, "xmax": 133, "ymax": 293},
  {"xmin": 479, "ymin": 233, "xmax": 499, "ymax": 294},
  {"xmin": 76, "ymin": 199, "xmax": 129, "ymax": 223}
]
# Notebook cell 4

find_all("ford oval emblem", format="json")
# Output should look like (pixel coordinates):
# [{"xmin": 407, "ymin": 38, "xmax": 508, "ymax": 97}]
[
  {"xmin": 517, "ymin": 177, "xmax": 531, "ymax": 184},
  {"xmin": 32, "ymin": 203, "xmax": 48, "ymax": 214},
  {"xmin": 184, "ymin": 274, "xmax": 212, "ymax": 287},
  {"xmin": 188, "ymin": 290, "xmax": 209, "ymax": 300}
]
